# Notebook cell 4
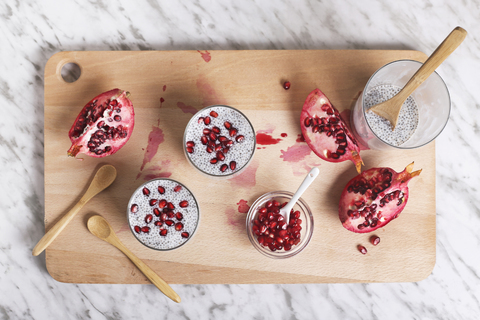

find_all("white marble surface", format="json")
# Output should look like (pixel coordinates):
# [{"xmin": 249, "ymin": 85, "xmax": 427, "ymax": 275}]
[{"xmin": 1, "ymin": 0, "xmax": 480, "ymax": 319}]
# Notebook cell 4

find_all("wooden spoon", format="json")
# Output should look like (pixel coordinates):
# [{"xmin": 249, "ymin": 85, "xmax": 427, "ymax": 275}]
[
  {"xmin": 368, "ymin": 26, "xmax": 467, "ymax": 130},
  {"xmin": 32, "ymin": 164, "xmax": 117, "ymax": 256},
  {"xmin": 87, "ymin": 215, "xmax": 181, "ymax": 303}
]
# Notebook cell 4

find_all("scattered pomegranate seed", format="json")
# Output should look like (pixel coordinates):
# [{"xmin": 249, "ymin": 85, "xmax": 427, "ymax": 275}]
[
  {"xmin": 186, "ymin": 147, "xmax": 194, "ymax": 153},
  {"xmin": 212, "ymin": 126, "xmax": 221, "ymax": 134},
  {"xmin": 235, "ymin": 135, "xmax": 244, "ymax": 142},
  {"xmin": 229, "ymin": 161, "xmax": 236, "ymax": 170},
  {"xmin": 210, "ymin": 110, "xmax": 218, "ymax": 118},
  {"xmin": 174, "ymin": 185, "xmax": 182, "ymax": 192},
  {"xmin": 167, "ymin": 202, "xmax": 175, "ymax": 209},
  {"xmin": 179, "ymin": 200, "xmax": 189, "ymax": 208},
  {"xmin": 370, "ymin": 236, "xmax": 380, "ymax": 246},
  {"xmin": 153, "ymin": 208, "xmax": 161, "ymax": 216},
  {"xmin": 142, "ymin": 187, "xmax": 150, "ymax": 196},
  {"xmin": 158, "ymin": 199, "xmax": 167, "ymax": 209},
  {"xmin": 203, "ymin": 128, "xmax": 211, "ymax": 135},
  {"xmin": 165, "ymin": 220, "xmax": 174, "ymax": 226},
  {"xmin": 186, "ymin": 141, "xmax": 195, "ymax": 147},
  {"xmin": 175, "ymin": 222, "xmax": 184, "ymax": 231},
  {"xmin": 181, "ymin": 232, "xmax": 189, "ymax": 238},
  {"xmin": 224, "ymin": 121, "xmax": 232, "ymax": 129},
  {"xmin": 216, "ymin": 151, "xmax": 225, "ymax": 161},
  {"xmin": 154, "ymin": 221, "xmax": 163, "ymax": 226},
  {"xmin": 198, "ymin": 117, "xmax": 204, "ymax": 124},
  {"xmin": 160, "ymin": 229, "xmax": 168, "ymax": 236},
  {"xmin": 145, "ymin": 214, "xmax": 153, "ymax": 223},
  {"xmin": 134, "ymin": 226, "xmax": 141, "ymax": 233},
  {"xmin": 283, "ymin": 81, "xmax": 291, "ymax": 90},
  {"xmin": 158, "ymin": 186, "xmax": 165, "ymax": 194},
  {"xmin": 229, "ymin": 128, "xmax": 238, "ymax": 137},
  {"xmin": 210, "ymin": 158, "xmax": 218, "ymax": 164},
  {"xmin": 130, "ymin": 204, "xmax": 138, "ymax": 213},
  {"xmin": 141, "ymin": 226, "xmax": 150, "ymax": 233},
  {"xmin": 149, "ymin": 199, "xmax": 158, "ymax": 206},
  {"xmin": 175, "ymin": 212, "xmax": 183, "ymax": 220},
  {"xmin": 358, "ymin": 245, "xmax": 367, "ymax": 254},
  {"xmin": 167, "ymin": 211, "xmax": 175, "ymax": 219},
  {"xmin": 160, "ymin": 213, "xmax": 167, "ymax": 221},
  {"xmin": 204, "ymin": 116, "xmax": 211, "ymax": 125},
  {"xmin": 220, "ymin": 164, "xmax": 228, "ymax": 172},
  {"xmin": 201, "ymin": 136, "xmax": 208, "ymax": 145}
]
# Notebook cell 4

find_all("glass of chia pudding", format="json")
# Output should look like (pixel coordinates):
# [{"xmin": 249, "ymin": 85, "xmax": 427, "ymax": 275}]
[
  {"xmin": 183, "ymin": 105, "xmax": 256, "ymax": 178},
  {"xmin": 352, "ymin": 60, "xmax": 451, "ymax": 150},
  {"xmin": 127, "ymin": 178, "xmax": 200, "ymax": 251}
]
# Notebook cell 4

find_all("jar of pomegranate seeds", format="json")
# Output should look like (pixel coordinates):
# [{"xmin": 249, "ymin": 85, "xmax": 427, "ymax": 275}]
[{"xmin": 246, "ymin": 191, "xmax": 314, "ymax": 259}]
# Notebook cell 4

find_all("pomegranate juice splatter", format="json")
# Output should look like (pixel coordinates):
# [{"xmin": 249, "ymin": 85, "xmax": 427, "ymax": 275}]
[{"xmin": 140, "ymin": 125, "xmax": 165, "ymax": 172}]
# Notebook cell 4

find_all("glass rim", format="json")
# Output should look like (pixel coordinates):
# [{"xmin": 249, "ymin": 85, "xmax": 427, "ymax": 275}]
[{"xmin": 361, "ymin": 59, "xmax": 451, "ymax": 149}]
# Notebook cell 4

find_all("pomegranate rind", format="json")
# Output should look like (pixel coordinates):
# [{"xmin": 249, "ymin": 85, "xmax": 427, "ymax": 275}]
[
  {"xmin": 338, "ymin": 162, "xmax": 421, "ymax": 233},
  {"xmin": 67, "ymin": 88, "xmax": 135, "ymax": 158},
  {"xmin": 300, "ymin": 88, "xmax": 363, "ymax": 173}
]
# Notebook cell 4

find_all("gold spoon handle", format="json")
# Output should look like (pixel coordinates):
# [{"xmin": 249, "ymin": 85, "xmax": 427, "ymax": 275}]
[
  {"xmin": 108, "ymin": 237, "xmax": 181, "ymax": 303},
  {"xmin": 396, "ymin": 26, "xmax": 467, "ymax": 101}
]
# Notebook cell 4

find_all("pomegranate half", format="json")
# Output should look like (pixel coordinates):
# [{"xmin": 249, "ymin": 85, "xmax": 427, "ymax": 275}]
[
  {"xmin": 300, "ymin": 88, "xmax": 363, "ymax": 173},
  {"xmin": 339, "ymin": 162, "xmax": 421, "ymax": 233},
  {"xmin": 67, "ymin": 89, "xmax": 134, "ymax": 158}
]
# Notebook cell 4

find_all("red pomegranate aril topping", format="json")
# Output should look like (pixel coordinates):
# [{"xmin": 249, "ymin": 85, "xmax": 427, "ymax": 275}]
[
  {"xmin": 158, "ymin": 186, "xmax": 165, "ymax": 194},
  {"xmin": 210, "ymin": 110, "xmax": 219, "ymax": 118},
  {"xmin": 220, "ymin": 164, "xmax": 228, "ymax": 172},
  {"xmin": 175, "ymin": 212, "xmax": 183, "ymax": 220},
  {"xmin": 212, "ymin": 126, "xmax": 221, "ymax": 134},
  {"xmin": 167, "ymin": 202, "xmax": 175, "ymax": 209},
  {"xmin": 165, "ymin": 220, "xmax": 174, "ymax": 226},
  {"xmin": 198, "ymin": 117, "xmax": 204, "ymax": 124},
  {"xmin": 370, "ymin": 236, "xmax": 380, "ymax": 246},
  {"xmin": 186, "ymin": 146, "xmax": 194, "ymax": 153},
  {"xmin": 167, "ymin": 211, "xmax": 175, "ymax": 219},
  {"xmin": 235, "ymin": 135, "xmax": 244, "ymax": 143},
  {"xmin": 149, "ymin": 199, "xmax": 157, "ymax": 206},
  {"xmin": 158, "ymin": 199, "xmax": 167, "ymax": 209},
  {"xmin": 283, "ymin": 81, "xmax": 291, "ymax": 90},
  {"xmin": 186, "ymin": 141, "xmax": 195, "ymax": 147},
  {"xmin": 216, "ymin": 151, "xmax": 225, "ymax": 161},
  {"xmin": 174, "ymin": 185, "xmax": 182, "ymax": 192},
  {"xmin": 175, "ymin": 222, "xmax": 184, "ymax": 231},
  {"xmin": 204, "ymin": 116, "xmax": 211, "ymax": 125},
  {"xmin": 160, "ymin": 213, "xmax": 167, "ymax": 221},
  {"xmin": 210, "ymin": 158, "xmax": 218, "ymax": 164},
  {"xmin": 206, "ymin": 146, "xmax": 214, "ymax": 153},
  {"xmin": 145, "ymin": 214, "xmax": 153, "ymax": 223},
  {"xmin": 229, "ymin": 161, "xmax": 236, "ymax": 170},
  {"xmin": 181, "ymin": 232, "xmax": 189, "ymax": 238},
  {"xmin": 154, "ymin": 221, "xmax": 163, "ymax": 227},
  {"xmin": 224, "ymin": 121, "xmax": 232, "ymax": 129},
  {"xmin": 209, "ymin": 132, "xmax": 217, "ymax": 141},
  {"xmin": 141, "ymin": 226, "xmax": 150, "ymax": 233},
  {"xmin": 229, "ymin": 128, "xmax": 238, "ymax": 137},
  {"xmin": 358, "ymin": 245, "xmax": 367, "ymax": 254},
  {"xmin": 130, "ymin": 204, "xmax": 139, "ymax": 213},
  {"xmin": 160, "ymin": 229, "xmax": 168, "ymax": 236},
  {"xmin": 153, "ymin": 208, "xmax": 161, "ymax": 216},
  {"xmin": 214, "ymin": 144, "xmax": 222, "ymax": 151},
  {"xmin": 203, "ymin": 128, "xmax": 211, "ymax": 135},
  {"xmin": 142, "ymin": 187, "xmax": 150, "ymax": 196},
  {"xmin": 201, "ymin": 136, "xmax": 208, "ymax": 145},
  {"xmin": 134, "ymin": 226, "xmax": 141, "ymax": 233},
  {"xmin": 223, "ymin": 147, "xmax": 230, "ymax": 154},
  {"xmin": 179, "ymin": 200, "xmax": 189, "ymax": 208}
]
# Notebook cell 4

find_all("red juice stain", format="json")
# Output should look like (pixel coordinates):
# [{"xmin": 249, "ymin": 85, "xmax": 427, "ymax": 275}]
[
  {"xmin": 237, "ymin": 200, "xmax": 250, "ymax": 214},
  {"xmin": 296, "ymin": 134, "xmax": 306, "ymax": 142},
  {"xmin": 281, "ymin": 133, "xmax": 288, "ymax": 138},
  {"xmin": 196, "ymin": 75, "xmax": 227, "ymax": 107},
  {"xmin": 230, "ymin": 158, "xmax": 259, "ymax": 189},
  {"xmin": 197, "ymin": 50, "xmax": 211, "ymax": 62},
  {"xmin": 163, "ymin": 85, "xmax": 167, "ymax": 92},
  {"xmin": 177, "ymin": 102, "xmax": 198, "ymax": 115},
  {"xmin": 283, "ymin": 81, "xmax": 291, "ymax": 90},
  {"xmin": 256, "ymin": 132, "xmax": 282, "ymax": 145},
  {"xmin": 280, "ymin": 144, "xmax": 312, "ymax": 162},
  {"xmin": 139, "ymin": 125, "xmax": 165, "ymax": 172},
  {"xmin": 160, "ymin": 97, "xmax": 165, "ymax": 107},
  {"xmin": 225, "ymin": 207, "xmax": 242, "ymax": 227}
]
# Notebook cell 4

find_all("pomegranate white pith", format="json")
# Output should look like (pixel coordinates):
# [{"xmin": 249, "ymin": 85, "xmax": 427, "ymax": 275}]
[
  {"xmin": 338, "ymin": 162, "xmax": 421, "ymax": 233},
  {"xmin": 68, "ymin": 88, "xmax": 134, "ymax": 158},
  {"xmin": 300, "ymin": 88, "xmax": 363, "ymax": 173}
]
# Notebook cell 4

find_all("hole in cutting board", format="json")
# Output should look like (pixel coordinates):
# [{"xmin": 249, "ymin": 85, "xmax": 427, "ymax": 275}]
[{"xmin": 61, "ymin": 62, "xmax": 81, "ymax": 83}]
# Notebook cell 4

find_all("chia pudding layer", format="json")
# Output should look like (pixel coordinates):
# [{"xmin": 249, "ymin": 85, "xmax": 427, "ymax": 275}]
[
  {"xmin": 184, "ymin": 105, "xmax": 256, "ymax": 177},
  {"xmin": 364, "ymin": 85, "xmax": 419, "ymax": 147},
  {"xmin": 127, "ymin": 179, "xmax": 199, "ymax": 251}
]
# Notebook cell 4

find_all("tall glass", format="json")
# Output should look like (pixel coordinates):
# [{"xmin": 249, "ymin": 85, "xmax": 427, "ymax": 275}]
[{"xmin": 351, "ymin": 60, "xmax": 451, "ymax": 150}]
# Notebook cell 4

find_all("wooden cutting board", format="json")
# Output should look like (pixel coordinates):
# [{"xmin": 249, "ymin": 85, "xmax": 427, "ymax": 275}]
[{"xmin": 44, "ymin": 50, "xmax": 435, "ymax": 284}]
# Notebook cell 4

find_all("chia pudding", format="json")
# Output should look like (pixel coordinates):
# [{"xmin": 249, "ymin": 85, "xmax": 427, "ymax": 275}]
[
  {"xmin": 183, "ymin": 105, "xmax": 256, "ymax": 177},
  {"xmin": 365, "ymin": 85, "xmax": 419, "ymax": 147},
  {"xmin": 127, "ymin": 179, "xmax": 199, "ymax": 251}
]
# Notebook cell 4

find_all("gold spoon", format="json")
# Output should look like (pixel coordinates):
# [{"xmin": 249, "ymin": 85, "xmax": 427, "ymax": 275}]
[
  {"xmin": 368, "ymin": 26, "xmax": 467, "ymax": 130},
  {"xmin": 87, "ymin": 215, "xmax": 181, "ymax": 303},
  {"xmin": 32, "ymin": 164, "xmax": 117, "ymax": 256}
]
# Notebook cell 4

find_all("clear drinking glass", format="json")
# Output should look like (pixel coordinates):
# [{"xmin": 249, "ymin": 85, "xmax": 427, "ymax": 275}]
[{"xmin": 351, "ymin": 60, "xmax": 451, "ymax": 150}]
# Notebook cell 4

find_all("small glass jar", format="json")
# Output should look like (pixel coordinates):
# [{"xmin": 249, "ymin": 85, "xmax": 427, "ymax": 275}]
[
  {"xmin": 246, "ymin": 191, "xmax": 314, "ymax": 259},
  {"xmin": 126, "ymin": 178, "xmax": 200, "ymax": 251}
]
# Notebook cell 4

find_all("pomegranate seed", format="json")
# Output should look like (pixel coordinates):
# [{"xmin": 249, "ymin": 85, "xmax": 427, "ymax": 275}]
[
  {"xmin": 223, "ymin": 147, "xmax": 230, "ymax": 154},
  {"xmin": 167, "ymin": 202, "xmax": 175, "ymax": 209},
  {"xmin": 216, "ymin": 151, "xmax": 225, "ymax": 161},
  {"xmin": 283, "ymin": 81, "xmax": 291, "ymax": 90},
  {"xmin": 167, "ymin": 211, "xmax": 175, "ymax": 219},
  {"xmin": 235, "ymin": 135, "xmax": 244, "ymax": 142},
  {"xmin": 358, "ymin": 245, "xmax": 367, "ymax": 254},
  {"xmin": 229, "ymin": 128, "xmax": 238, "ymax": 137},
  {"xmin": 229, "ymin": 161, "xmax": 236, "ymax": 170},
  {"xmin": 130, "ymin": 204, "xmax": 138, "ymax": 213},
  {"xmin": 175, "ymin": 222, "xmax": 184, "ymax": 231},
  {"xmin": 158, "ymin": 199, "xmax": 167, "ymax": 209},
  {"xmin": 206, "ymin": 146, "xmax": 214, "ymax": 153},
  {"xmin": 370, "ymin": 236, "xmax": 380, "ymax": 246},
  {"xmin": 201, "ymin": 136, "xmax": 208, "ymax": 145},
  {"xmin": 174, "ymin": 185, "xmax": 182, "ymax": 192},
  {"xmin": 266, "ymin": 201, "xmax": 273, "ymax": 208},
  {"xmin": 181, "ymin": 232, "xmax": 189, "ymax": 238},
  {"xmin": 203, "ymin": 128, "xmax": 211, "ymax": 135},
  {"xmin": 154, "ymin": 221, "xmax": 163, "ymax": 226},
  {"xmin": 210, "ymin": 158, "xmax": 218, "ymax": 164},
  {"xmin": 149, "ymin": 199, "xmax": 158, "ymax": 206},
  {"xmin": 198, "ymin": 117, "xmax": 204, "ymax": 124},
  {"xmin": 153, "ymin": 208, "xmax": 161, "ymax": 216},
  {"xmin": 224, "ymin": 121, "xmax": 232, "ymax": 129},
  {"xmin": 214, "ymin": 144, "xmax": 222, "ymax": 151},
  {"xmin": 114, "ymin": 115, "xmax": 122, "ymax": 122},
  {"xmin": 165, "ymin": 220, "xmax": 174, "ymax": 226},
  {"xmin": 204, "ymin": 116, "xmax": 211, "ymax": 125},
  {"xmin": 160, "ymin": 213, "xmax": 167, "ymax": 221},
  {"xmin": 179, "ymin": 200, "xmax": 188, "ymax": 208},
  {"xmin": 209, "ymin": 132, "xmax": 217, "ymax": 141},
  {"xmin": 220, "ymin": 164, "xmax": 228, "ymax": 172},
  {"xmin": 141, "ymin": 226, "xmax": 150, "ymax": 233},
  {"xmin": 212, "ymin": 126, "xmax": 221, "ymax": 134},
  {"xmin": 158, "ymin": 186, "xmax": 165, "ymax": 194},
  {"xmin": 176, "ymin": 212, "xmax": 183, "ymax": 220},
  {"xmin": 160, "ymin": 229, "xmax": 168, "ymax": 236},
  {"xmin": 210, "ymin": 110, "xmax": 218, "ymax": 118},
  {"xmin": 142, "ymin": 187, "xmax": 150, "ymax": 196},
  {"xmin": 284, "ymin": 243, "xmax": 292, "ymax": 251},
  {"xmin": 186, "ymin": 147, "xmax": 194, "ymax": 153},
  {"xmin": 145, "ymin": 214, "xmax": 153, "ymax": 223},
  {"xmin": 134, "ymin": 226, "xmax": 141, "ymax": 233},
  {"xmin": 304, "ymin": 118, "xmax": 312, "ymax": 127},
  {"xmin": 218, "ymin": 136, "xmax": 227, "ymax": 142}
]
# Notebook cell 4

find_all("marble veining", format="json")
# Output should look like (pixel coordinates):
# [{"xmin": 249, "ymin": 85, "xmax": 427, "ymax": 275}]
[{"xmin": 1, "ymin": 0, "xmax": 480, "ymax": 319}]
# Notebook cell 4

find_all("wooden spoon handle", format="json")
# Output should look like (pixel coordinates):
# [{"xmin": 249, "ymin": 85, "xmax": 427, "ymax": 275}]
[
  {"xmin": 112, "ymin": 239, "xmax": 181, "ymax": 303},
  {"xmin": 398, "ymin": 26, "xmax": 467, "ymax": 100}
]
